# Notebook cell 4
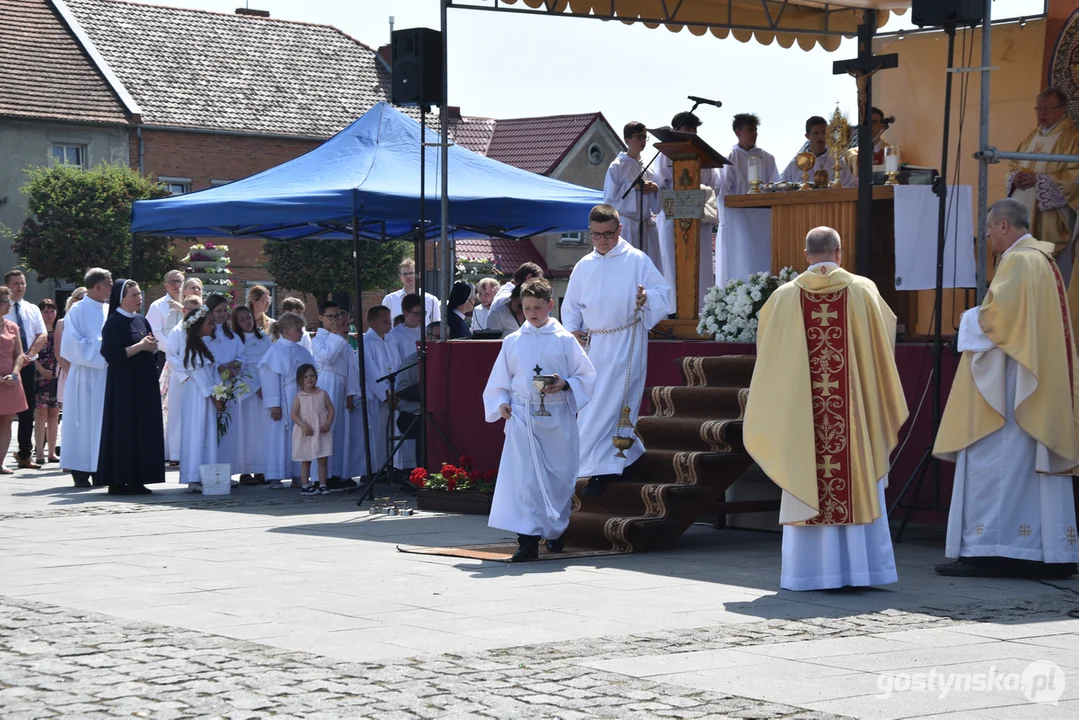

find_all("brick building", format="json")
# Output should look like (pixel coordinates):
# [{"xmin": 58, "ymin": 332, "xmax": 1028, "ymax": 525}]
[{"xmin": 1, "ymin": 0, "xmax": 619, "ymax": 327}]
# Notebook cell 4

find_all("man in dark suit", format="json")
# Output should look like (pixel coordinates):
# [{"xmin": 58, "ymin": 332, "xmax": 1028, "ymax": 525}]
[{"xmin": 447, "ymin": 281, "xmax": 474, "ymax": 339}]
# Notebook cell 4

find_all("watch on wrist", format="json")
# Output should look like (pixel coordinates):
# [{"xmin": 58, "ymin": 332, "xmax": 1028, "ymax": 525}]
[{"xmin": 561, "ymin": 381, "xmax": 571, "ymax": 392}]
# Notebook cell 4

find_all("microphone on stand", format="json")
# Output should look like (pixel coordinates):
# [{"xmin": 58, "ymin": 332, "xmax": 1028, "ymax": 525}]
[{"xmin": 687, "ymin": 95, "xmax": 723, "ymax": 108}]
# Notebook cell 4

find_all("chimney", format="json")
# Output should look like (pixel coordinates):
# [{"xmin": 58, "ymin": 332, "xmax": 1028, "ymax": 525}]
[
  {"xmin": 376, "ymin": 44, "xmax": 392, "ymax": 72},
  {"xmin": 235, "ymin": 7, "xmax": 270, "ymax": 17}
]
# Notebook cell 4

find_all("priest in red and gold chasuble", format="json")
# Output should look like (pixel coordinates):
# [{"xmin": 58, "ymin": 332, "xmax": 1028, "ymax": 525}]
[{"xmin": 744, "ymin": 227, "xmax": 908, "ymax": 591}]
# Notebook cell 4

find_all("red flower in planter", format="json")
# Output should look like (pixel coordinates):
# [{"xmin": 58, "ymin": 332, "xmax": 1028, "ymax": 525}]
[
  {"xmin": 459, "ymin": 455, "xmax": 474, "ymax": 470},
  {"xmin": 409, "ymin": 468, "xmax": 428, "ymax": 487},
  {"xmin": 441, "ymin": 464, "xmax": 460, "ymax": 479},
  {"xmin": 447, "ymin": 478, "xmax": 457, "ymax": 492}
]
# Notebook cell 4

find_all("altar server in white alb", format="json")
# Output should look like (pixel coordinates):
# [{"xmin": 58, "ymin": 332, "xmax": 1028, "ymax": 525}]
[
  {"xmin": 717, "ymin": 113, "xmax": 781, "ymax": 289},
  {"xmin": 386, "ymin": 293, "xmax": 425, "ymax": 470},
  {"xmin": 563, "ymin": 204, "xmax": 671, "ymax": 497},
  {"xmin": 231, "ymin": 305, "xmax": 273, "ymax": 483},
  {"xmin": 604, "ymin": 121, "xmax": 661, "ymax": 269},
  {"xmin": 484, "ymin": 278, "xmax": 596, "ymax": 562},
  {"xmin": 259, "ymin": 312, "xmax": 315, "ymax": 488},
  {"xmin": 205, "ymin": 294, "xmax": 245, "ymax": 469},
  {"xmin": 934, "ymin": 199, "xmax": 1079, "ymax": 580},
  {"xmin": 655, "ymin": 111, "xmax": 735, "ymax": 301},
  {"xmin": 59, "ymin": 268, "xmax": 112, "ymax": 488},
  {"xmin": 178, "ymin": 305, "xmax": 223, "ymax": 490},
  {"xmin": 347, "ymin": 305, "xmax": 396, "ymax": 478},
  {"xmin": 163, "ymin": 296, "xmax": 204, "ymax": 464},
  {"xmin": 781, "ymin": 116, "xmax": 856, "ymax": 188},
  {"xmin": 744, "ymin": 227, "xmax": 908, "ymax": 591},
  {"xmin": 312, "ymin": 301, "xmax": 353, "ymax": 482}
]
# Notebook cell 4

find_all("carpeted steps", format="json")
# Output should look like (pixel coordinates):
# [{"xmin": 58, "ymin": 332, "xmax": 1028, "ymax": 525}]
[{"xmin": 563, "ymin": 354, "xmax": 775, "ymax": 553}]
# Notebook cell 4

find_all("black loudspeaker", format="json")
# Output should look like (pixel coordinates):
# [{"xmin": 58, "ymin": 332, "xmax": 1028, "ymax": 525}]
[
  {"xmin": 911, "ymin": 0, "xmax": 983, "ymax": 28},
  {"xmin": 391, "ymin": 28, "xmax": 443, "ymax": 107}
]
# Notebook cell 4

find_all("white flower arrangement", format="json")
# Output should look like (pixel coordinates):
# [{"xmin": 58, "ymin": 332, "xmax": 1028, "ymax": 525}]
[
  {"xmin": 697, "ymin": 267, "xmax": 799, "ymax": 342},
  {"xmin": 211, "ymin": 366, "xmax": 251, "ymax": 444}
]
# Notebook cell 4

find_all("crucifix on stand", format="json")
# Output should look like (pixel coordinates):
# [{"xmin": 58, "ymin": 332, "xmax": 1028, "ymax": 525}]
[{"xmin": 831, "ymin": 10, "xmax": 898, "ymax": 277}]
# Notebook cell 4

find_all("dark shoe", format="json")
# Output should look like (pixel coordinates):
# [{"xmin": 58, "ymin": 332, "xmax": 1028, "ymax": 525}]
[
  {"xmin": 239, "ymin": 474, "xmax": 262, "ymax": 486},
  {"xmin": 131, "ymin": 485, "xmax": 153, "ymax": 495},
  {"xmin": 326, "ymin": 477, "xmax": 357, "ymax": 492},
  {"xmin": 510, "ymin": 534, "xmax": 540, "ymax": 562},
  {"xmin": 107, "ymin": 486, "xmax": 129, "ymax": 496},
  {"xmin": 72, "ymin": 471, "xmax": 92, "ymax": 488},
  {"xmin": 935, "ymin": 559, "xmax": 1003, "ymax": 578},
  {"xmin": 254, "ymin": 474, "xmax": 266, "ymax": 483},
  {"xmin": 581, "ymin": 477, "xmax": 608, "ymax": 497},
  {"xmin": 545, "ymin": 537, "xmax": 564, "ymax": 553},
  {"xmin": 16, "ymin": 455, "xmax": 41, "ymax": 470}
]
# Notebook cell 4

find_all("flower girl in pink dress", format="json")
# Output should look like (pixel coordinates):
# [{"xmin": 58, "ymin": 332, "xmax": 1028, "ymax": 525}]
[{"xmin": 290, "ymin": 364, "xmax": 334, "ymax": 496}]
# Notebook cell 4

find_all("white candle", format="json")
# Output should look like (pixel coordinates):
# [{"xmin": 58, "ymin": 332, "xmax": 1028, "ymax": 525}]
[
  {"xmin": 748, "ymin": 164, "xmax": 760, "ymax": 183},
  {"xmin": 885, "ymin": 155, "xmax": 899, "ymax": 172}
]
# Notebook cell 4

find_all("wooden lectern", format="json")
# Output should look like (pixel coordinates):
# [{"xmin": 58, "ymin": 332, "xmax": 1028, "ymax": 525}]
[{"xmin": 651, "ymin": 130, "xmax": 730, "ymax": 339}]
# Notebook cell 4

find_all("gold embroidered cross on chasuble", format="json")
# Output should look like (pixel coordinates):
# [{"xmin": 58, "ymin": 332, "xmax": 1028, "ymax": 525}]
[{"xmin": 744, "ymin": 266, "xmax": 909, "ymax": 526}]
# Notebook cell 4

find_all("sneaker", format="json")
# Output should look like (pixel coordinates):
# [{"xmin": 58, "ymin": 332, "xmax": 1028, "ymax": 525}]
[
  {"xmin": 300, "ymin": 484, "xmax": 319, "ymax": 496},
  {"xmin": 319, "ymin": 485, "xmax": 331, "ymax": 495},
  {"xmin": 189, "ymin": 483, "xmax": 203, "ymax": 494},
  {"xmin": 325, "ymin": 477, "xmax": 357, "ymax": 492}
]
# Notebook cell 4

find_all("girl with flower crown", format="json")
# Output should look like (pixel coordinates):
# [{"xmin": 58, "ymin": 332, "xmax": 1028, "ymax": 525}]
[
  {"xmin": 205, "ymin": 294, "xmax": 245, "ymax": 474},
  {"xmin": 178, "ymin": 305, "xmax": 225, "ymax": 490}
]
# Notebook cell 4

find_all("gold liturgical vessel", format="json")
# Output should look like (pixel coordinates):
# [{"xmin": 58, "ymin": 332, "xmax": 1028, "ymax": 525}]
[
  {"xmin": 827, "ymin": 106, "xmax": 851, "ymax": 189},
  {"xmin": 795, "ymin": 152, "xmax": 816, "ymax": 190}
]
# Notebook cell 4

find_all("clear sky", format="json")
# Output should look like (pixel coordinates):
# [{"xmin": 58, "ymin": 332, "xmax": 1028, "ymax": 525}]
[{"xmin": 144, "ymin": 0, "xmax": 1045, "ymax": 165}]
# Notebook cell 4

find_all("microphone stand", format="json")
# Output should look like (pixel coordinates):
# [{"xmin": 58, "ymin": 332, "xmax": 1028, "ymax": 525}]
[{"xmin": 355, "ymin": 361, "xmax": 420, "ymax": 504}]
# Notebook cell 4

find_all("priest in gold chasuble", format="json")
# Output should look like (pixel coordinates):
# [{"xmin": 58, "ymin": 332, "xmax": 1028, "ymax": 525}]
[
  {"xmin": 934, "ymin": 199, "xmax": 1079, "ymax": 580},
  {"xmin": 744, "ymin": 227, "xmax": 909, "ymax": 591},
  {"xmin": 1006, "ymin": 89, "xmax": 1079, "ymax": 261}
]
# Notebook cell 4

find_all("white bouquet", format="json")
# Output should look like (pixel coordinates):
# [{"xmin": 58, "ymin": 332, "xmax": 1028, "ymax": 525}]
[
  {"xmin": 211, "ymin": 366, "xmax": 252, "ymax": 444},
  {"xmin": 697, "ymin": 267, "xmax": 798, "ymax": 342}
]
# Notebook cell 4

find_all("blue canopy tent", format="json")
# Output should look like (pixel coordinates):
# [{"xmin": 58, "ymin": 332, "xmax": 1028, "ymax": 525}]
[
  {"xmin": 130, "ymin": 101, "xmax": 602, "ymax": 487},
  {"xmin": 130, "ymin": 102, "xmax": 601, "ymax": 241}
]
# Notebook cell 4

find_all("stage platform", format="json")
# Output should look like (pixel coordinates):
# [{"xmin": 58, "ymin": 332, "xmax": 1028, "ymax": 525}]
[{"xmin": 423, "ymin": 339, "xmax": 959, "ymax": 527}]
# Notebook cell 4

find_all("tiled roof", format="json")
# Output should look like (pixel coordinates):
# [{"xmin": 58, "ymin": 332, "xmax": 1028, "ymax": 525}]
[
  {"xmin": 450, "ymin": 116, "xmax": 496, "ymax": 155},
  {"xmin": 456, "ymin": 238, "xmax": 550, "ymax": 278},
  {"xmin": 63, "ymin": 0, "xmax": 393, "ymax": 137},
  {"xmin": 0, "ymin": 0, "xmax": 128, "ymax": 124},
  {"xmin": 485, "ymin": 113, "xmax": 606, "ymax": 174}
]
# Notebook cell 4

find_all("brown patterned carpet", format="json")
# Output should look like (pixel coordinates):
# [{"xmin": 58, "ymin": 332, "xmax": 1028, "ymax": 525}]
[{"xmin": 562, "ymin": 355, "xmax": 776, "ymax": 552}]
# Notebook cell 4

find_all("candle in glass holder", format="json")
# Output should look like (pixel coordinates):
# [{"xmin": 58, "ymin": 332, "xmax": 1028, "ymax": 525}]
[
  {"xmin": 884, "ymin": 145, "xmax": 900, "ymax": 173},
  {"xmin": 748, "ymin": 159, "xmax": 760, "ymax": 183}
]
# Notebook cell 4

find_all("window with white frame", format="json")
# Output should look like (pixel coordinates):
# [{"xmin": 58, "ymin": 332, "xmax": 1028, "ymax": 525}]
[
  {"xmin": 51, "ymin": 144, "xmax": 85, "ymax": 168},
  {"xmin": 558, "ymin": 231, "xmax": 586, "ymax": 246},
  {"xmin": 159, "ymin": 177, "xmax": 191, "ymax": 195}
]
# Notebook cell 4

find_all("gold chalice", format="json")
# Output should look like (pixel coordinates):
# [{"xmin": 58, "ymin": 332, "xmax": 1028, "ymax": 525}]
[
  {"xmin": 532, "ymin": 375, "xmax": 557, "ymax": 416},
  {"xmin": 795, "ymin": 152, "xmax": 816, "ymax": 190}
]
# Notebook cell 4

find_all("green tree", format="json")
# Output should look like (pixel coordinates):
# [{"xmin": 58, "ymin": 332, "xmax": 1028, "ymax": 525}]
[
  {"xmin": 5, "ymin": 163, "xmax": 179, "ymax": 284},
  {"xmin": 262, "ymin": 238, "xmax": 408, "ymax": 306}
]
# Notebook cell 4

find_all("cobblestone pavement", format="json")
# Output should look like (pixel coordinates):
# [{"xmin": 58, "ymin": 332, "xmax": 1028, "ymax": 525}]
[{"xmin": 3, "ymin": 588, "xmax": 1077, "ymax": 719}]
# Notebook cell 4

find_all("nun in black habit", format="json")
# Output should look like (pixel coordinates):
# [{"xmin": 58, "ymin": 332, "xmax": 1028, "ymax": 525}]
[{"xmin": 97, "ymin": 279, "xmax": 165, "ymax": 495}]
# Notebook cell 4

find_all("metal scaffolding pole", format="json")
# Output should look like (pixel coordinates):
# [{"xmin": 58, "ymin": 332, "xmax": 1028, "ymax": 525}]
[
  {"xmin": 439, "ymin": 0, "xmax": 452, "ymax": 340},
  {"xmin": 976, "ymin": 0, "xmax": 992, "ymax": 302},
  {"xmin": 977, "ymin": 149, "xmax": 1079, "ymax": 165}
]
